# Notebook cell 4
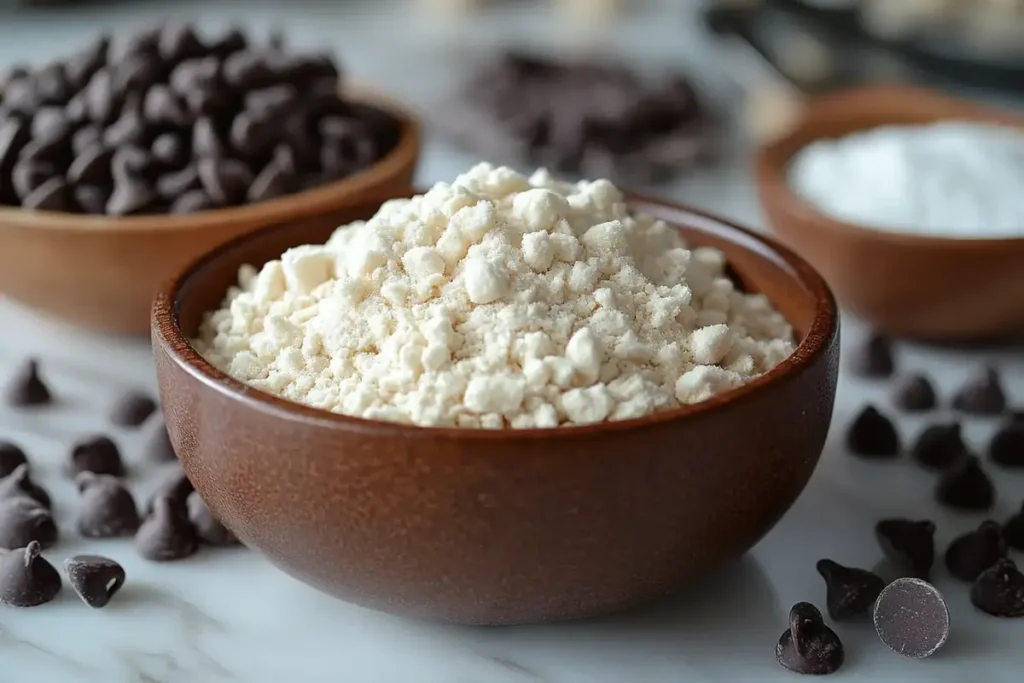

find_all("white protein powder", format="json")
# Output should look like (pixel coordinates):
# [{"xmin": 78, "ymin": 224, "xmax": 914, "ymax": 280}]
[
  {"xmin": 787, "ymin": 121, "xmax": 1024, "ymax": 238},
  {"xmin": 193, "ymin": 163, "xmax": 796, "ymax": 429}
]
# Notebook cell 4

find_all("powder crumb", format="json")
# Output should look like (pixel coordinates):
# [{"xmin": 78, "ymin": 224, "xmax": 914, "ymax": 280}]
[{"xmin": 193, "ymin": 163, "xmax": 796, "ymax": 428}]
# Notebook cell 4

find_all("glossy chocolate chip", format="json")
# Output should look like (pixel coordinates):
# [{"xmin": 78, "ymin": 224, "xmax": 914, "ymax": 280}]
[
  {"xmin": 846, "ymin": 405, "xmax": 900, "ymax": 458},
  {"xmin": 136, "ymin": 495, "xmax": 198, "ymax": 562},
  {"xmin": 875, "ymin": 519, "xmax": 936, "ymax": 580},
  {"xmin": 188, "ymin": 492, "xmax": 238, "ymax": 547},
  {"xmin": 142, "ymin": 84, "xmax": 191, "ymax": 129},
  {"xmin": 64, "ymin": 554, "xmax": 126, "ymax": 609},
  {"xmin": 0, "ymin": 464, "xmax": 51, "ymax": 509},
  {"xmin": 108, "ymin": 391, "xmax": 156, "ymax": 428},
  {"xmin": 151, "ymin": 132, "xmax": 186, "ymax": 168},
  {"xmin": 0, "ymin": 442, "xmax": 28, "ymax": 479},
  {"xmin": 936, "ymin": 455, "xmax": 994, "ymax": 512},
  {"xmin": 891, "ymin": 374, "xmax": 937, "ymax": 412},
  {"xmin": 815, "ymin": 559, "xmax": 885, "ymax": 621},
  {"xmin": 31, "ymin": 106, "xmax": 71, "ymax": 143},
  {"xmin": 849, "ymin": 333, "xmax": 894, "ymax": 378},
  {"xmin": 873, "ymin": 578, "xmax": 950, "ymax": 658},
  {"xmin": 67, "ymin": 435, "xmax": 124, "ymax": 478},
  {"xmin": 0, "ymin": 497, "xmax": 57, "ymax": 550},
  {"xmin": 197, "ymin": 157, "xmax": 252, "ymax": 205},
  {"xmin": 76, "ymin": 472, "xmax": 139, "ymax": 538},
  {"xmin": 971, "ymin": 558, "xmax": 1024, "ymax": 618},
  {"xmin": 3, "ymin": 358, "xmax": 51, "ymax": 407},
  {"xmin": 911, "ymin": 423, "xmax": 967, "ymax": 470},
  {"xmin": 945, "ymin": 520, "xmax": 1007, "ymax": 582},
  {"xmin": 158, "ymin": 24, "xmax": 206, "ymax": 64},
  {"xmin": 0, "ymin": 541, "xmax": 61, "ymax": 607},
  {"xmin": 83, "ymin": 68, "xmax": 118, "ymax": 124},
  {"xmin": 191, "ymin": 116, "xmax": 226, "ymax": 159},
  {"xmin": 106, "ymin": 172, "xmax": 155, "ymax": 215},
  {"xmin": 989, "ymin": 422, "xmax": 1024, "ymax": 468},
  {"xmin": 67, "ymin": 143, "xmax": 113, "ymax": 186},
  {"xmin": 22, "ymin": 176, "xmax": 71, "ymax": 211},
  {"xmin": 775, "ymin": 602, "xmax": 843, "ymax": 675},
  {"xmin": 156, "ymin": 165, "xmax": 200, "ymax": 199},
  {"xmin": 1005, "ymin": 502, "xmax": 1024, "ymax": 551},
  {"xmin": 953, "ymin": 367, "xmax": 1007, "ymax": 415}
]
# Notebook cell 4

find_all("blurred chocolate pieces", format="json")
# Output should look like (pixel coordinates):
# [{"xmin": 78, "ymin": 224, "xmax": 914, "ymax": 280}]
[
  {"xmin": 188, "ymin": 492, "xmax": 238, "ymax": 547},
  {"xmin": 912, "ymin": 423, "xmax": 967, "ymax": 470},
  {"xmin": 67, "ymin": 435, "xmax": 124, "ymax": 478},
  {"xmin": 0, "ymin": 441, "xmax": 28, "ymax": 479},
  {"xmin": 3, "ymin": 358, "xmax": 52, "ymax": 407},
  {"xmin": 108, "ymin": 391, "xmax": 157, "ymax": 427},
  {"xmin": 0, "ymin": 496, "xmax": 57, "ymax": 550},
  {"xmin": 0, "ymin": 463, "xmax": 51, "ymax": 508},
  {"xmin": 936, "ymin": 455, "xmax": 994, "ymax": 512},
  {"xmin": 953, "ymin": 366, "xmax": 1006, "ymax": 415},
  {"xmin": 849, "ymin": 333, "xmax": 894, "ymax": 379},
  {"xmin": 989, "ymin": 422, "xmax": 1024, "ymax": 468},
  {"xmin": 846, "ymin": 405, "xmax": 900, "ymax": 459},
  {"xmin": 875, "ymin": 518, "xmax": 936, "ymax": 580},
  {"xmin": 944, "ymin": 520, "xmax": 1006, "ymax": 582},
  {"xmin": 891, "ymin": 373, "xmax": 937, "ymax": 412}
]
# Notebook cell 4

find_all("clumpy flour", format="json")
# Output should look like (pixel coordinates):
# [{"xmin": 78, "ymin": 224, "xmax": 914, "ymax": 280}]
[{"xmin": 193, "ymin": 164, "xmax": 796, "ymax": 428}]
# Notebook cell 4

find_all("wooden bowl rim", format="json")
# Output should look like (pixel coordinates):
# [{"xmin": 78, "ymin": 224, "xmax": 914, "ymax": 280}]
[
  {"xmin": 0, "ymin": 87, "xmax": 420, "ymax": 234},
  {"xmin": 755, "ymin": 83, "xmax": 1024, "ymax": 250},
  {"xmin": 152, "ymin": 193, "xmax": 838, "ymax": 441}
]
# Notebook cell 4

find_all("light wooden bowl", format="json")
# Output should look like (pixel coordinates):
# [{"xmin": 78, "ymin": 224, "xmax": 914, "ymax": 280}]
[
  {"xmin": 755, "ymin": 85, "xmax": 1024, "ymax": 341},
  {"xmin": 0, "ymin": 90, "xmax": 420, "ymax": 335}
]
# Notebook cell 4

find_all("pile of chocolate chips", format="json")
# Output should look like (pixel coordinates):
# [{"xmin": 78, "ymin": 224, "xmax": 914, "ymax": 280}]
[
  {"xmin": 0, "ymin": 23, "xmax": 400, "ymax": 215},
  {"xmin": 0, "ymin": 357, "xmax": 239, "ymax": 609},
  {"xmin": 443, "ymin": 50, "xmax": 717, "ymax": 186}
]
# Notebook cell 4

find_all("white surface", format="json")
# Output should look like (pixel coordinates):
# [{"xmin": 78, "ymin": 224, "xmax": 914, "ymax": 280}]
[{"xmin": 1, "ymin": 1, "xmax": 1024, "ymax": 681}]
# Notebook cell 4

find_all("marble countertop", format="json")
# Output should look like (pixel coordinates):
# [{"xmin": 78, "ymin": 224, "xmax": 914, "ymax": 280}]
[{"xmin": 1, "ymin": 1, "xmax": 1024, "ymax": 681}]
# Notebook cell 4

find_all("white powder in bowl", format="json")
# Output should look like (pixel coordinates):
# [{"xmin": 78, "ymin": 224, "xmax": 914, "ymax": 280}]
[
  {"xmin": 787, "ymin": 121, "xmax": 1024, "ymax": 238},
  {"xmin": 193, "ymin": 163, "xmax": 796, "ymax": 429}
]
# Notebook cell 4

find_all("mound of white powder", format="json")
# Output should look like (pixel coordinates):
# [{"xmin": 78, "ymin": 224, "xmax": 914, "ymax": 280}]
[{"xmin": 193, "ymin": 163, "xmax": 796, "ymax": 428}]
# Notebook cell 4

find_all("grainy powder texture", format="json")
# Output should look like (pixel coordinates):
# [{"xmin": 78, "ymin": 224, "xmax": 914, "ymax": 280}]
[{"xmin": 193, "ymin": 164, "xmax": 796, "ymax": 428}]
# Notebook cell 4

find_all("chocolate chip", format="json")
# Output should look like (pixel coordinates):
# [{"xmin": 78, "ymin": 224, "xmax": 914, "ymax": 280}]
[
  {"xmin": 72, "ymin": 125, "xmax": 103, "ymax": 155},
  {"xmin": 192, "ymin": 116, "xmax": 226, "ymax": 159},
  {"xmin": 83, "ymin": 68, "xmax": 118, "ymax": 124},
  {"xmin": 64, "ymin": 554, "xmax": 125, "ymax": 609},
  {"xmin": 67, "ymin": 435, "xmax": 124, "ymax": 478},
  {"xmin": 75, "ymin": 472, "xmax": 140, "ymax": 538},
  {"xmin": 945, "ymin": 520, "xmax": 1006, "ymax": 582},
  {"xmin": 74, "ymin": 185, "xmax": 108, "ymax": 214},
  {"xmin": 31, "ymin": 107, "xmax": 71, "ymax": 144},
  {"xmin": 0, "ymin": 118, "xmax": 32, "ymax": 180},
  {"xmin": 1005, "ymin": 502, "xmax": 1024, "ymax": 551},
  {"xmin": 140, "ymin": 418, "xmax": 177, "ymax": 464},
  {"xmin": 67, "ymin": 143, "xmax": 113, "ymax": 186},
  {"xmin": 107, "ymin": 172, "xmax": 155, "ymax": 216},
  {"xmin": 989, "ymin": 422, "xmax": 1024, "ymax": 468},
  {"xmin": 0, "ymin": 464, "xmax": 51, "ymax": 509},
  {"xmin": 35, "ymin": 62, "xmax": 73, "ymax": 105},
  {"xmin": 188, "ymin": 492, "xmax": 238, "ymax": 546},
  {"xmin": 971, "ymin": 558, "xmax": 1024, "ymax": 618},
  {"xmin": 248, "ymin": 160, "xmax": 293, "ymax": 202},
  {"xmin": 156, "ymin": 165, "xmax": 199, "ymax": 199},
  {"xmin": 145, "ymin": 468, "xmax": 193, "ymax": 518},
  {"xmin": 245, "ymin": 84, "xmax": 298, "ymax": 120},
  {"xmin": 109, "ymin": 391, "xmax": 156, "ymax": 427},
  {"xmin": 170, "ymin": 189, "xmax": 217, "ymax": 214},
  {"xmin": 849, "ymin": 332, "xmax": 894, "ymax": 378},
  {"xmin": 953, "ymin": 366, "xmax": 1006, "ymax": 415},
  {"xmin": 4, "ymin": 358, "xmax": 51, "ymax": 407},
  {"xmin": 197, "ymin": 157, "xmax": 252, "ymax": 205},
  {"xmin": 0, "ymin": 542, "xmax": 61, "ymax": 607},
  {"xmin": 158, "ymin": 24, "xmax": 206, "ymax": 64},
  {"xmin": 113, "ymin": 53, "xmax": 164, "ymax": 95},
  {"xmin": 19, "ymin": 135, "xmax": 67, "ymax": 165},
  {"xmin": 775, "ymin": 602, "xmax": 843, "ymax": 675},
  {"xmin": 103, "ymin": 104, "xmax": 148, "ymax": 149},
  {"xmin": 12, "ymin": 159, "xmax": 55, "ymax": 199},
  {"xmin": 936, "ymin": 455, "xmax": 994, "ymax": 511},
  {"xmin": 22, "ymin": 176, "xmax": 71, "ymax": 211},
  {"xmin": 815, "ymin": 559, "xmax": 885, "ymax": 621},
  {"xmin": 846, "ymin": 405, "xmax": 900, "ymax": 458},
  {"xmin": 170, "ymin": 56, "xmax": 221, "ymax": 94},
  {"xmin": 0, "ymin": 497, "xmax": 57, "ymax": 550},
  {"xmin": 207, "ymin": 27, "xmax": 248, "ymax": 59},
  {"xmin": 223, "ymin": 51, "xmax": 275, "ymax": 90},
  {"xmin": 109, "ymin": 26, "xmax": 160, "ymax": 64},
  {"xmin": 143, "ymin": 85, "xmax": 190, "ymax": 129},
  {"xmin": 891, "ymin": 373, "xmax": 937, "ymax": 412},
  {"xmin": 911, "ymin": 422, "xmax": 967, "ymax": 470},
  {"xmin": 1, "ymin": 78, "xmax": 39, "ymax": 116},
  {"xmin": 136, "ymin": 494, "xmax": 198, "ymax": 562},
  {"xmin": 230, "ymin": 111, "xmax": 276, "ymax": 158},
  {"xmin": 0, "ymin": 442, "xmax": 28, "ymax": 479},
  {"xmin": 151, "ymin": 132, "xmax": 186, "ymax": 168},
  {"xmin": 872, "ymin": 577, "xmax": 950, "ymax": 658},
  {"xmin": 875, "ymin": 519, "xmax": 936, "ymax": 580},
  {"xmin": 272, "ymin": 144, "xmax": 297, "ymax": 175}
]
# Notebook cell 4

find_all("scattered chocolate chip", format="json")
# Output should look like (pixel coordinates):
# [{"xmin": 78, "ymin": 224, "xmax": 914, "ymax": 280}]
[
  {"xmin": 0, "ymin": 497, "xmax": 57, "ymax": 550},
  {"xmin": 936, "ymin": 455, "xmax": 995, "ymax": 512},
  {"xmin": 140, "ymin": 417, "xmax": 177, "ymax": 464},
  {"xmin": 144, "ymin": 468, "xmax": 193, "ymax": 517},
  {"xmin": 74, "ymin": 185, "xmax": 108, "ymax": 214},
  {"xmin": 911, "ymin": 423, "xmax": 967, "ymax": 470},
  {"xmin": 1005, "ymin": 503, "xmax": 1024, "ymax": 551},
  {"xmin": 775, "ymin": 602, "xmax": 843, "ymax": 675},
  {"xmin": 136, "ymin": 495, "xmax": 198, "ymax": 562},
  {"xmin": 106, "ymin": 172, "xmax": 155, "ymax": 215},
  {"xmin": 945, "ymin": 520, "xmax": 1006, "ymax": 582},
  {"xmin": 30, "ymin": 107, "xmax": 71, "ymax": 144},
  {"xmin": 0, "ymin": 541, "xmax": 62, "ymax": 607},
  {"xmin": 196, "ymin": 157, "xmax": 253, "ymax": 205},
  {"xmin": 849, "ymin": 333, "xmax": 894, "ymax": 378},
  {"xmin": 846, "ymin": 405, "xmax": 900, "ymax": 458},
  {"xmin": 191, "ymin": 116, "xmax": 226, "ymax": 159},
  {"xmin": 64, "ymin": 554, "xmax": 125, "ymax": 609},
  {"xmin": 67, "ymin": 435, "xmax": 124, "ymax": 478},
  {"xmin": 872, "ymin": 577, "xmax": 950, "ymax": 658},
  {"xmin": 891, "ymin": 374, "xmax": 937, "ymax": 412},
  {"xmin": 22, "ymin": 176, "xmax": 71, "ymax": 211},
  {"xmin": 151, "ymin": 132, "xmax": 186, "ymax": 168},
  {"xmin": 815, "ymin": 559, "xmax": 885, "ymax": 621},
  {"xmin": 188, "ymin": 492, "xmax": 238, "ymax": 546},
  {"xmin": 989, "ymin": 422, "xmax": 1024, "ymax": 468},
  {"xmin": 875, "ymin": 519, "xmax": 936, "ymax": 580},
  {"xmin": 0, "ymin": 442, "xmax": 28, "ymax": 479},
  {"xmin": 158, "ymin": 24, "xmax": 205, "ymax": 64},
  {"xmin": 0, "ymin": 464, "xmax": 50, "ymax": 509},
  {"xmin": 143, "ymin": 84, "xmax": 190, "ymax": 128},
  {"xmin": 67, "ymin": 143, "xmax": 113, "ymax": 186},
  {"xmin": 108, "ymin": 391, "xmax": 157, "ymax": 427},
  {"xmin": 953, "ymin": 366, "xmax": 1007, "ymax": 415},
  {"xmin": 971, "ymin": 558, "xmax": 1024, "ymax": 618},
  {"xmin": 76, "ymin": 472, "xmax": 140, "ymax": 538}
]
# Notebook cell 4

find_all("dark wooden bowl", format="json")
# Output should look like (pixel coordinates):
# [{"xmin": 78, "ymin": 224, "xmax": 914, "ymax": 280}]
[
  {"xmin": 755, "ymin": 84, "xmax": 1024, "ymax": 340},
  {"xmin": 151, "ymin": 194, "xmax": 840, "ymax": 626}
]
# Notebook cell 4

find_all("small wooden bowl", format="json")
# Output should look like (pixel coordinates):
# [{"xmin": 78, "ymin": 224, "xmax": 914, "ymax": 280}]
[
  {"xmin": 0, "ymin": 91, "xmax": 420, "ymax": 335},
  {"xmin": 152, "ymin": 195, "xmax": 839, "ymax": 626},
  {"xmin": 755, "ymin": 84, "xmax": 1024, "ymax": 340}
]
